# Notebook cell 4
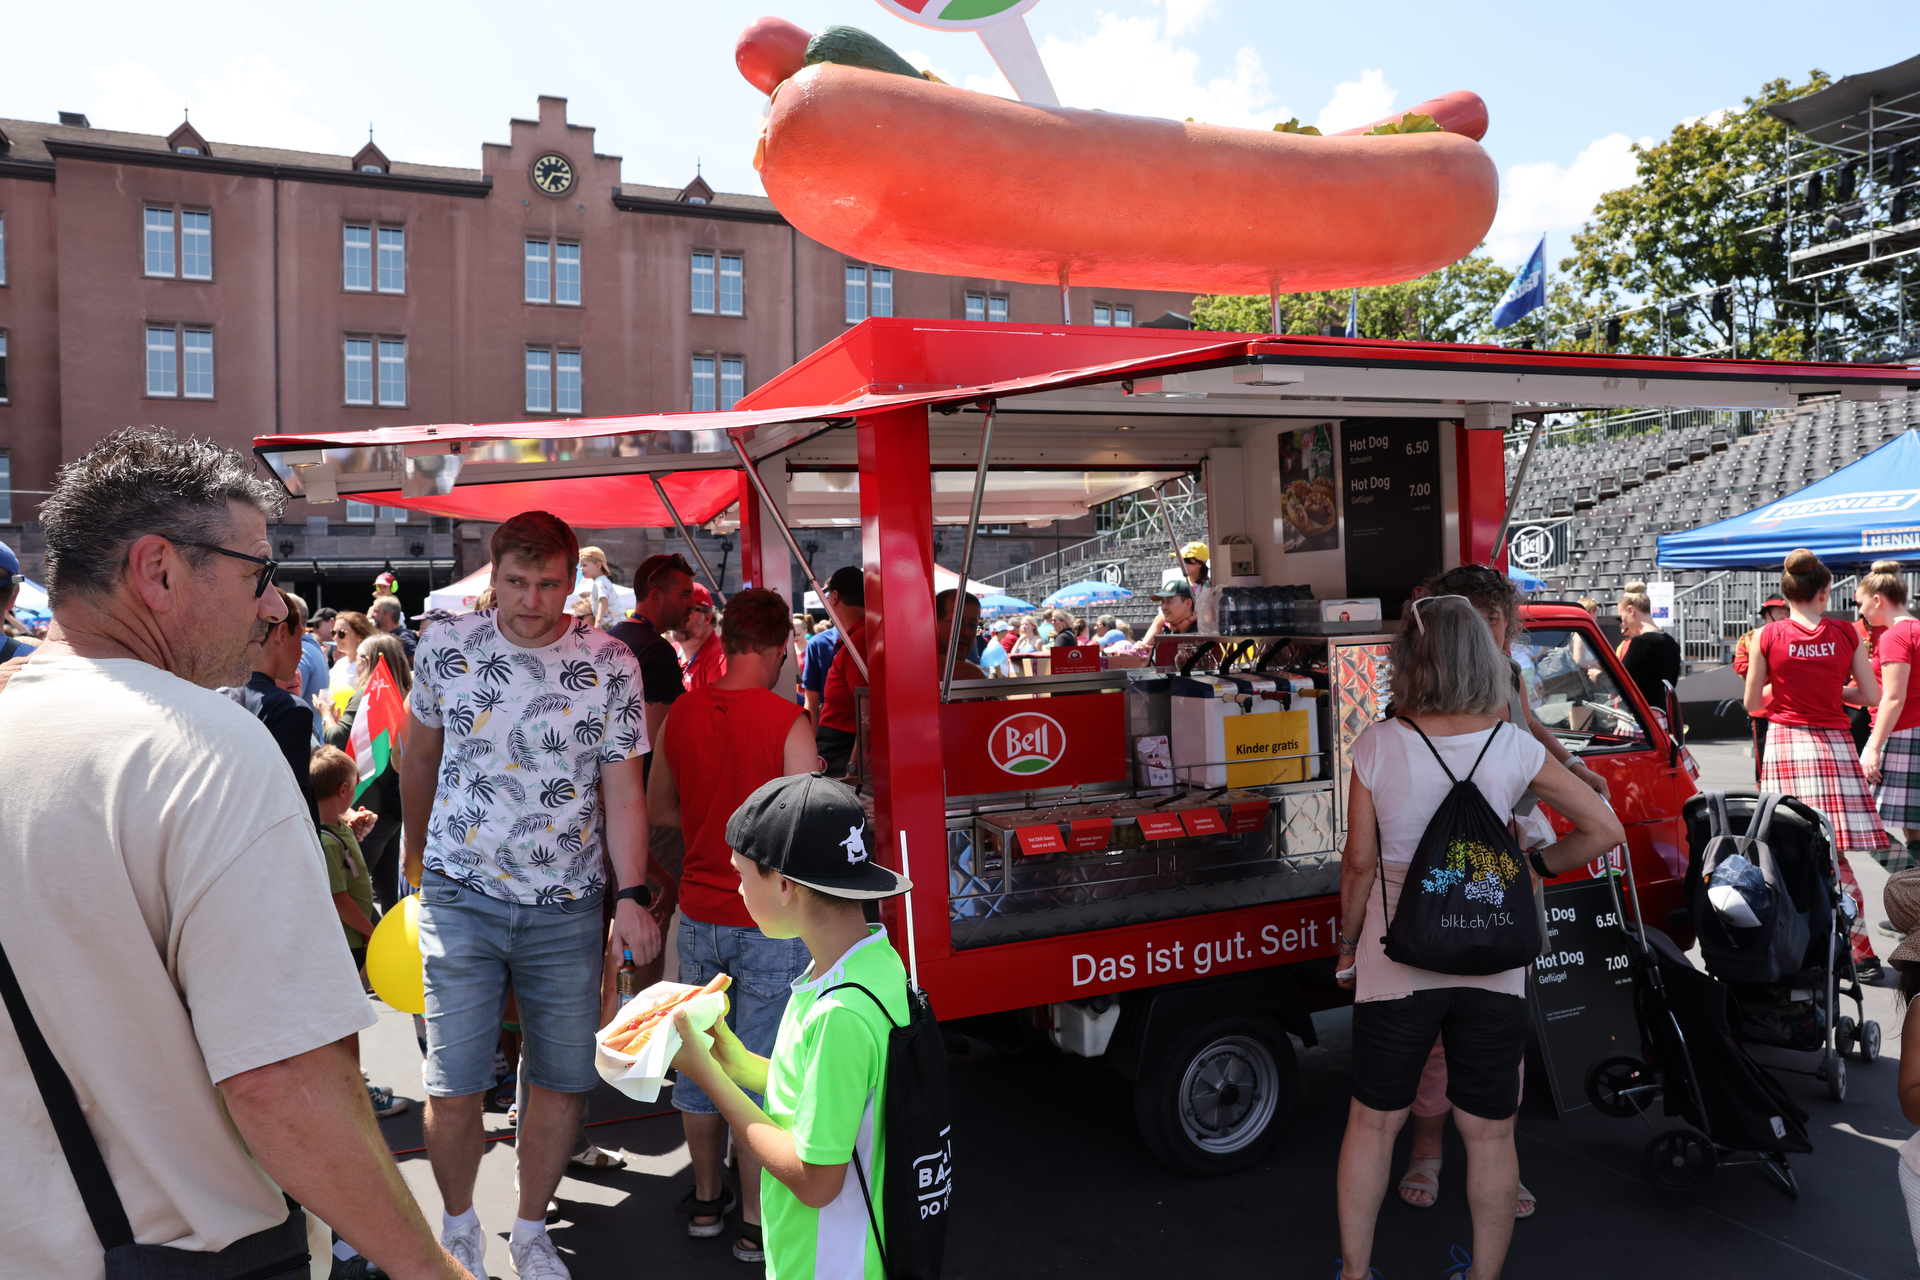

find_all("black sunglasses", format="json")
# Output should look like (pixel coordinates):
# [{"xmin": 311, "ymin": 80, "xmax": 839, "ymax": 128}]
[{"xmin": 173, "ymin": 539, "xmax": 279, "ymax": 598}]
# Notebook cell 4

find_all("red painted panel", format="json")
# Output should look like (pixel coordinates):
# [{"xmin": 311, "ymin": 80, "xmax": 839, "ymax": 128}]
[
  {"xmin": 1178, "ymin": 807, "xmax": 1227, "ymax": 836},
  {"xmin": 1456, "ymin": 421, "xmax": 1507, "ymax": 568},
  {"xmin": 1049, "ymin": 645, "xmax": 1101, "ymax": 672},
  {"xmin": 940, "ymin": 696, "xmax": 1128, "ymax": 796},
  {"xmin": 1227, "ymin": 800, "xmax": 1269, "ymax": 833},
  {"xmin": 1137, "ymin": 812, "xmax": 1186, "ymax": 841},
  {"xmin": 1067, "ymin": 818, "xmax": 1115, "ymax": 851}
]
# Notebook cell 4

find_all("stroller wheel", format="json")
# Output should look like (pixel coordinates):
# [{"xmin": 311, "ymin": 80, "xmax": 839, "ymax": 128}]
[
  {"xmin": 1835, "ymin": 1015, "xmax": 1858, "ymax": 1060},
  {"xmin": 1641, "ymin": 1128, "xmax": 1718, "ymax": 1193},
  {"xmin": 1824, "ymin": 1049, "xmax": 1847, "ymax": 1102},
  {"xmin": 1860, "ymin": 1021, "xmax": 1883, "ymax": 1064},
  {"xmin": 1585, "ymin": 1056, "xmax": 1654, "ymax": 1118}
]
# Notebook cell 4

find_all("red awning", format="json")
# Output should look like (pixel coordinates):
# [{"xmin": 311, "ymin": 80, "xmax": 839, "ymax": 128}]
[{"xmin": 350, "ymin": 468, "xmax": 745, "ymax": 529}]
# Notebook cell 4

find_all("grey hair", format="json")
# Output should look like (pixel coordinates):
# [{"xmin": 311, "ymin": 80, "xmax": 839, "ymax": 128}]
[
  {"xmin": 1390, "ymin": 595, "xmax": 1508, "ymax": 716},
  {"xmin": 39, "ymin": 428, "xmax": 284, "ymax": 608},
  {"xmin": 369, "ymin": 595, "xmax": 404, "ymax": 622}
]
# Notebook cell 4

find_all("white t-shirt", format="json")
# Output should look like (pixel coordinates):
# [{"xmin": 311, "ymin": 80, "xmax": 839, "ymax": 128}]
[
  {"xmin": 1350, "ymin": 717, "xmax": 1547, "ymax": 1003},
  {"xmin": 0, "ymin": 655, "xmax": 375, "ymax": 1279}
]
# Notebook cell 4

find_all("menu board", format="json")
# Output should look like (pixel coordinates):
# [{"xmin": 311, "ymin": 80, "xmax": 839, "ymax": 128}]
[
  {"xmin": 1341, "ymin": 419, "xmax": 1442, "ymax": 620},
  {"xmin": 1528, "ymin": 877, "xmax": 1642, "ymax": 1118}
]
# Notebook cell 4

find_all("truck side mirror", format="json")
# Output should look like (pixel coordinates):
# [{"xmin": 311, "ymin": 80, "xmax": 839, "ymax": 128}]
[{"xmin": 1664, "ymin": 679, "xmax": 1683, "ymax": 768}]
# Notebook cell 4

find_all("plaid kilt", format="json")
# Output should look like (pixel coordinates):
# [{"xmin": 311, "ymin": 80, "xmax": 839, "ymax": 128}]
[
  {"xmin": 1875, "ymin": 728, "xmax": 1920, "ymax": 842},
  {"xmin": 1761, "ymin": 722, "xmax": 1898, "ymax": 862}
]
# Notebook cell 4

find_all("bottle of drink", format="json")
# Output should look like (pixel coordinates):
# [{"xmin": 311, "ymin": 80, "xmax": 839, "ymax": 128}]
[
  {"xmin": 1222, "ymin": 587, "xmax": 1241, "ymax": 635},
  {"xmin": 616, "ymin": 948, "xmax": 640, "ymax": 1006},
  {"xmin": 1252, "ymin": 586, "xmax": 1273, "ymax": 634}
]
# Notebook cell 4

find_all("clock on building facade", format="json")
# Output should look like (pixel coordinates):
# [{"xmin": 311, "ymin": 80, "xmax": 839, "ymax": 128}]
[{"xmin": 530, "ymin": 153, "xmax": 574, "ymax": 196}]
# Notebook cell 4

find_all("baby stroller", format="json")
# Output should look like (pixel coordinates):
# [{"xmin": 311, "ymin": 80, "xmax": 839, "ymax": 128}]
[
  {"xmin": 1581, "ymin": 835, "xmax": 1813, "ymax": 1197},
  {"xmin": 1681, "ymin": 790, "xmax": 1878, "ymax": 1101}
]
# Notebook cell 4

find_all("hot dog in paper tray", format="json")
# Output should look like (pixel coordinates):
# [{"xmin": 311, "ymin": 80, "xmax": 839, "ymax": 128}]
[
  {"xmin": 738, "ymin": 18, "xmax": 1498, "ymax": 295},
  {"xmin": 596, "ymin": 975, "xmax": 731, "ymax": 1102}
]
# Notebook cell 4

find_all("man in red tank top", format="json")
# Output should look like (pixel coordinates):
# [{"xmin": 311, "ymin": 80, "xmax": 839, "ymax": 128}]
[{"xmin": 647, "ymin": 588, "xmax": 816, "ymax": 1258}]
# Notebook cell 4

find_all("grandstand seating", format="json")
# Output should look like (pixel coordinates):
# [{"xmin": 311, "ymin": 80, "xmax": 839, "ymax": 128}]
[{"xmin": 1506, "ymin": 392, "xmax": 1920, "ymax": 599}]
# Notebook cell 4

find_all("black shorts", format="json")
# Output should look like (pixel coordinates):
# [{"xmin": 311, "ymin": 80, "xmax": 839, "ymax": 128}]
[
  {"xmin": 816, "ymin": 725, "xmax": 857, "ymax": 778},
  {"xmin": 1350, "ymin": 986, "xmax": 1529, "ymax": 1120}
]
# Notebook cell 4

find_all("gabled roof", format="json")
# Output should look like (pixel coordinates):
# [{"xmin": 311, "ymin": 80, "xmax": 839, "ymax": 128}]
[{"xmin": 0, "ymin": 116, "xmax": 480, "ymax": 183}]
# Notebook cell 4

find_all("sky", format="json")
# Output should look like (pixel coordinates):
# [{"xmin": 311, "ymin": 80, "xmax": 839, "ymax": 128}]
[{"xmin": 7, "ymin": 1, "xmax": 1918, "ymax": 274}]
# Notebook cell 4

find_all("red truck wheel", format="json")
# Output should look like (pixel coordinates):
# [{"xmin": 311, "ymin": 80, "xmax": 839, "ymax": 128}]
[{"xmin": 1133, "ymin": 1014, "xmax": 1297, "ymax": 1176}]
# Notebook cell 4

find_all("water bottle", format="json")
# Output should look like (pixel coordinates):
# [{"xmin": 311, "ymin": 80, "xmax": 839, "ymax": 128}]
[
  {"xmin": 1249, "ymin": 587, "xmax": 1270, "ymax": 635},
  {"xmin": 1222, "ymin": 587, "xmax": 1241, "ymax": 635},
  {"xmin": 616, "ymin": 948, "xmax": 640, "ymax": 1006}
]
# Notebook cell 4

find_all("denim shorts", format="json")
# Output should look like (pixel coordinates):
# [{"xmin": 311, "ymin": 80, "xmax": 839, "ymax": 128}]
[
  {"xmin": 416, "ymin": 869, "xmax": 606, "ymax": 1097},
  {"xmin": 672, "ymin": 914, "xmax": 811, "ymax": 1115}
]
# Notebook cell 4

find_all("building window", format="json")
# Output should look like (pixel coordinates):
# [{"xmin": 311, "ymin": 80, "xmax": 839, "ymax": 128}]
[
  {"xmin": 719, "ymin": 254, "xmax": 743, "ymax": 316},
  {"xmin": 344, "ymin": 338, "xmax": 373, "ymax": 404},
  {"xmin": 691, "ymin": 355, "xmax": 716, "ymax": 411},
  {"xmin": 0, "ymin": 330, "xmax": 8, "ymax": 404},
  {"xmin": 989, "ymin": 295, "xmax": 1008, "ymax": 322},
  {"xmin": 691, "ymin": 252, "xmax": 715, "ymax": 314},
  {"xmin": 143, "ymin": 324, "xmax": 210, "ymax": 398},
  {"xmin": 0, "ymin": 211, "xmax": 7, "ymax": 286},
  {"xmin": 1094, "ymin": 303, "xmax": 1133, "ymax": 327},
  {"xmin": 1113, "ymin": 305, "xmax": 1133, "ymax": 327},
  {"xmin": 526, "ymin": 240, "xmax": 551, "ymax": 304},
  {"xmin": 845, "ymin": 265, "xmax": 867, "ymax": 324},
  {"xmin": 0, "ymin": 451, "xmax": 9, "ymax": 524},
  {"xmin": 346, "ymin": 502, "xmax": 410, "ymax": 523},
  {"xmin": 1093, "ymin": 304, "xmax": 1109, "ymax": 326},
  {"xmin": 526, "ymin": 348, "xmax": 551, "ymax": 412},
  {"xmin": 377, "ymin": 227, "xmax": 405, "ymax": 293},
  {"xmin": 182, "ymin": 328, "xmax": 214, "ymax": 398},
  {"xmin": 871, "ymin": 268, "xmax": 893, "ymax": 318},
  {"xmin": 555, "ymin": 243, "xmax": 580, "ymax": 306},
  {"xmin": 344, "ymin": 225, "xmax": 372, "ymax": 290},
  {"xmin": 146, "ymin": 326, "xmax": 176, "ymax": 396},
  {"xmin": 965, "ymin": 293, "xmax": 985, "ymax": 322},
  {"xmin": 144, "ymin": 207, "xmax": 175, "ymax": 277},
  {"xmin": 556, "ymin": 349, "xmax": 581, "ymax": 414},
  {"xmin": 378, "ymin": 339, "xmax": 406, "ymax": 406},
  {"xmin": 181, "ymin": 211, "xmax": 211, "ymax": 280},
  {"xmin": 720, "ymin": 357, "xmax": 744, "ymax": 410}
]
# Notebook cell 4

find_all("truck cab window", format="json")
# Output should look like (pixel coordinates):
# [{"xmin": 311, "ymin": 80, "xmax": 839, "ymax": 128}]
[{"xmin": 1517, "ymin": 628, "xmax": 1651, "ymax": 753}]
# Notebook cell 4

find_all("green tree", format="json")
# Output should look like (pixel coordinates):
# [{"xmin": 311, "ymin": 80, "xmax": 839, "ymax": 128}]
[{"xmin": 1192, "ymin": 253, "xmax": 1515, "ymax": 343}]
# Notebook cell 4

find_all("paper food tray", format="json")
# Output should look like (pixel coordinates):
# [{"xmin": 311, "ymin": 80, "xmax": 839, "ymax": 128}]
[{"xmin": 594, "ymin": 980, "xmax": 730, "ymax": 1102}]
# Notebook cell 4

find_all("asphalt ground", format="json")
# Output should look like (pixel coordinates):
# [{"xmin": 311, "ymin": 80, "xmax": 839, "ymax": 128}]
[{"xmin": 359, "ymin": 735, "xmax": 1919, "ymax": 1279}]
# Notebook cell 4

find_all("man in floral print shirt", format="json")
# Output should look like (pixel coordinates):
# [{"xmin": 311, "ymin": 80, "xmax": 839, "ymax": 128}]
[{"xmin": 401, "ymin": 511, "xmax": 655, "ymax": 1280}]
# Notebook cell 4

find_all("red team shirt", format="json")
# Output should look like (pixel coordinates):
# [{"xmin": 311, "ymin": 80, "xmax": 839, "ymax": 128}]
[
  {"xmin": 1872, "ymin": 616, "xmax": 1920, "ymax": 734},
  {"xmin": 680, "ymin": 632, "xmax": 725, "ymax": 691},
  {"xmin": 1757, "ymin": 616, "xmax": 1857, "ymax": 729}
]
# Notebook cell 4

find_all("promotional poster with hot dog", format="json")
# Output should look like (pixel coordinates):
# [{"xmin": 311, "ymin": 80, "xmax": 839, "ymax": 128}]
[{"xmin": 735, "ymin": 8, "xmax": 1498, "ymax": 297}]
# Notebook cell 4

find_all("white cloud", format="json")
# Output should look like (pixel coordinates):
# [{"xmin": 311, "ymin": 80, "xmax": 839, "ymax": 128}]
[
  {"xmin": 86, "ymin": 54, "xmax": 338, "ymax": 153},
  {"xmin": 1157, "ymin": 0, "xmax": 1219, "ymax": 37},
  {"xmin": 1485, "ymin": 132, "xmax": 1647, "ymax": 264},
  {"xmin": 1312, "ymin": 70, "xmax": 1395, "ymax": 134},
  {"xmin": 965, "ymin": 12, "xmax": 1283, "ymax": 129}
]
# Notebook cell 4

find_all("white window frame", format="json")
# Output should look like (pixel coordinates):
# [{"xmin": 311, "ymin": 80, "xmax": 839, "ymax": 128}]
[
  {"xmin": 871, "ymin": 268, "xmax": 893, "ymax": 318},
  {"xmin": 718, "ymin": 254, "xmax": 743, "ymax": 316},
  {"xmin": 145, "ymin": 326, "xmax": 177, "ymax": 396},
  {"xmin": 719, "ymin": 356, "xmax": 744, "ymax": 411},
  {"xmin": 344, "ymin": 337, "xmax": 373, "ymax": 405},
  {"xmin": 525, "ymin": 239, "xmax": 551, "ymax": 304},
  {"xmin": 1114, "ymin": 305, "xmax": 1133, "ymax": 327},
  {"xmin": 555, "ymin": 242, "xmax": 580, "ymax": 306},
  {"xmin": 181, "ymin": 327, "xmax": 214, "ymax": 399},
  {"xmin": 965, "ymin": 293, "xmax": 985, "ymax": 322},
  {"xmin": 0, "ymin": 450, "xmax": 10, "ymax": 524},
  {"xmin": 526, "ymin": 347, "xmax": 552, "ymax": 412},
  {"xmin": 691, "ymin": 355, "xmax": 716, "ymax": 411},
  {"xmin": 348, "ymin": 503, "xmax": 410, "ymax": 523},
  {"xmin": 556, "ymin": 349, "xmax": 581, "ymax": 414},
  {"xmin": 1093, "ymin": 303, "xmax": 1111, "ymax": 326},
  {"xmin": 0, "ymin": 210, "xmax": 7, "ymax": 287},
  {"xmin": 343, "ymin": 224, "xmax": 372, "ymax": 291},
  {"xmin": 144, "ymin": 207, "xmax": 175, "ymax": 277},
  {"xmin": 691, "ymin": 252, "xmax": 715, "ymax": 314},
  {"xmin": 180, "ymin": 210, "xmax": 212, "ymax": 280},
  {"xmin": 844, "ymin": 265, "xmax": 867, "ymax": 324},
  {"xmin": 988, "ymin": 295, "xmax": 1009, "ymax": 323},
  {"xmin": 377, "ymin": 226, "xmax": 405, "ymax": 294},
  {"xmin": 0, "ymin": 330, "xmax": 10, "ymax": 407},
  {"xmin": 378, "ymin": 338, "xmax": 406, "ymax": 406}
]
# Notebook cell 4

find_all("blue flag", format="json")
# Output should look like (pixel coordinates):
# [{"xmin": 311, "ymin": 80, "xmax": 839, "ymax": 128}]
[
  {"xmin": 1344, "ymin": 289, "xmax": 1359, "ymax": 338},
  {"xmin": 1493, "ymin": 237, "xmax": 1547, "ymax": 331}
]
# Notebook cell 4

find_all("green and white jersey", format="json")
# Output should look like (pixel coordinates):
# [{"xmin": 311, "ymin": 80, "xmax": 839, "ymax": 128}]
[{"xmin": 762, "ymin": 926, "xmax": 909, "ymax": 1280}]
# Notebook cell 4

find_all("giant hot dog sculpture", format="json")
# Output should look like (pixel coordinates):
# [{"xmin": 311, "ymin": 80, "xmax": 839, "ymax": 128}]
[{"xmin": 738, "ymin": 18, "xmax": 1499, "ymax": 296}]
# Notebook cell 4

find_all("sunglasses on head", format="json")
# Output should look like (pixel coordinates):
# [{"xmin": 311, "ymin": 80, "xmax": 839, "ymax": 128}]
[{"xmin": 172, "ymin": 539, "xmax": 278, "ymax": 598}]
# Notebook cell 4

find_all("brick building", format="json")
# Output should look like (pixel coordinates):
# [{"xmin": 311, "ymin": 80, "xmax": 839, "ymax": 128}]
[{"xmin": 0, "ymin": 96, "xmax": 1192, "ymax": 610}]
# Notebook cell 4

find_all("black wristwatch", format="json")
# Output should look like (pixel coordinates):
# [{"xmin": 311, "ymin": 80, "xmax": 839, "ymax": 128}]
[
  {"xmin": 1526, "ymin": 849, "xmax": 1552, "ymax": 879},
  {"xmin": 616, "ymin": 884, "xmax": 654, "ymax": 909}
]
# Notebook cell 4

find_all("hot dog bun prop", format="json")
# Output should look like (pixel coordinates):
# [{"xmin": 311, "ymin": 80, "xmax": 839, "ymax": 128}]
[
  {"xmin": 594, "ymin": 974, "xmax": 732, "ymax": 1101},
  {"xmin": 740, "ymin": 21, "xmax": 1498, "ymax": 297}
]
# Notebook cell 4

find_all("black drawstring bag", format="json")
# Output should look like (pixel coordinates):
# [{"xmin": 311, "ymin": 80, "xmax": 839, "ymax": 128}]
[{"xmin": 1378, "ymin": 718, "xmax": 1542, "ymax": 976}]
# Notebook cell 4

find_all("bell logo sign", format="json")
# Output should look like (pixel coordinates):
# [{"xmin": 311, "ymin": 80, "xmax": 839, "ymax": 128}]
[{"xmin": 989, "ymin": 712, "xmax": 1065, "ymax": 776}]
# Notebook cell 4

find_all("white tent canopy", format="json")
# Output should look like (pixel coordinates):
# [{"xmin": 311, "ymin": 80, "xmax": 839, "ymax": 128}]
[{"xmin": 425, "ymin": 563, "xmax": 636, "ymax": 619}]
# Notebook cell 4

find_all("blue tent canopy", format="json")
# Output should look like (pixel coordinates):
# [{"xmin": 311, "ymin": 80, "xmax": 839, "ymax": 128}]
[
  {"xmin": 1507, "ymin": 563, "xmax": 1546, "ymax": 592},
  {"xmin": 1659, "ymin": 430, "xmax": 1920, "ymax": 569}
]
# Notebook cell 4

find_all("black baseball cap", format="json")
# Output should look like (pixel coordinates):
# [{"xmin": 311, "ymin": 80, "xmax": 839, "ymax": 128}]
[
  {"xmin": 825, "ymin": 565, "xmax": 865, "ymax": 607},
  {"xmin": 726, "ymin": 773, "xmax": 910, "ymax": 900}
]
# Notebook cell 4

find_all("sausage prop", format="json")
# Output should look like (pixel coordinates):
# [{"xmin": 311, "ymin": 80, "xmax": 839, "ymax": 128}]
[
  {"xmin": 1335, "ymin": 90, "xmax": 1489, "ymax": 142},
  {"xmin": 753, "ymin": 62, "xmax": 1499, "ymax": 295}
]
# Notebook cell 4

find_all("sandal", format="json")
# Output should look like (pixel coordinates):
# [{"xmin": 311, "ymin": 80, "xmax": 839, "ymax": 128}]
[
  {"xmin": 569, "ymin": 1144, "xmax": 627, "ymax": 1170},
  {"xmin": 1515, "ymin": 1182, "xmax": 1536, "ymax": 1220},
  {"xmin": 677, "ymin": 1185, "xmax": 738, "ymax": 1239},
  {"xmin": 1398, "ymin": 1155, "xmax": 1442, "ymax": 1209},
  {"xmin": 732, "ymin": 1220, "xmax": 765, "ymax": 1263}
]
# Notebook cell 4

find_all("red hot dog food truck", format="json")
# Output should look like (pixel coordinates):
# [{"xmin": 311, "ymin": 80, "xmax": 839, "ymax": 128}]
[{"xmin": 256, "ymin": 325, "xmax": 1917, "ymax": 1173}]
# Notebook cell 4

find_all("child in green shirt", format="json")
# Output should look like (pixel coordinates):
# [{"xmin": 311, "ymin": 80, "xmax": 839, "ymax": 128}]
[{"xmin": 671, "ymin": 774, "xmax": 911, "ymax": 1280}]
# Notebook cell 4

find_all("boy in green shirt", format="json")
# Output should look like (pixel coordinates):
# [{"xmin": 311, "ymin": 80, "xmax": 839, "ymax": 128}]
[{"xmin": 671, "ymin": 773, "xmax": 911, "ymax": 1280}]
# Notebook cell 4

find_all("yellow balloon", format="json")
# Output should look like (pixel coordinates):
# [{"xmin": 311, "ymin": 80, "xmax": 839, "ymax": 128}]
[{"xmin": 366, "ymin": 894, "xmax": 425, "ymax": 1015}]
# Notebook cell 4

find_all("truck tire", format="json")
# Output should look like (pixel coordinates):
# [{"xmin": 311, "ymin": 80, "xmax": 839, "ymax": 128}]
[{"xmin": 1132, "ymin": 1014, "xmax": 1297, "ymax": 1176}]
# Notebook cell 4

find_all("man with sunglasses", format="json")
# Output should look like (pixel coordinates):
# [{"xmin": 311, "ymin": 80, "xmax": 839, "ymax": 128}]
[{"xmin": 0, "ymin": 429, "xmax": 468, "ymax": 1280}]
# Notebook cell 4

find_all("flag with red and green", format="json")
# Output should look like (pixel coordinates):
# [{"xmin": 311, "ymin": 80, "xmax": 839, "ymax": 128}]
[{"xmin": 349, "ymin": 653, "xmax": 408, "ymax": 800}]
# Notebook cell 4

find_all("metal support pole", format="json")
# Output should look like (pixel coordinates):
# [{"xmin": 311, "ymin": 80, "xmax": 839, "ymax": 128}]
[
  {"xmin": 648, "ymin": 474, "xmax": 727, "ymax": 607},
  {"xmin": 942, "ymin": 401, "xmax": 997, "ymax": 702},
  {"xmin": 729, "ymin": 436, "xmax": 868, "ymax": 681},
  {"xmin": 1493, "ymin": 414, "xmax": 1548, "ymax": 563},
  {"xmin": 1060, "ymin": 274, "xmax": 1071, "ymax": 325},
  {"xmin": 1154, "ymin": 479, "xmax": 1185, "ymax": 568}
]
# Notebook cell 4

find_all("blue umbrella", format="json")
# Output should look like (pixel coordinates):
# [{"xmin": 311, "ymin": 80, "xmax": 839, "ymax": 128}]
[
  {"xmin": 976, "ymin": 592, "xmax": 1033, "ymax": 618},
  {"xmin": 1507, "ymin": 563, "xmax": 1546, "ymax": 592},
  {"xmin": 1042, "ymin": 580, "xmax": 1134, "ymax": 608}
]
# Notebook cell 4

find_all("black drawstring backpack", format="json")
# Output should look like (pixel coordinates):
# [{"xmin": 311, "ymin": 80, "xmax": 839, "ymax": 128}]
[{"xmin": 1379, "ymin": 718, "xmax": 1542, "ymax": 976}]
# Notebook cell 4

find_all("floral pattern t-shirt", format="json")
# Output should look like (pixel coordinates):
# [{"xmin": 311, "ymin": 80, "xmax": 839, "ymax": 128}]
[{"xmin": 411, "ymin": 609, "xmax": 646, "ymax": 904}]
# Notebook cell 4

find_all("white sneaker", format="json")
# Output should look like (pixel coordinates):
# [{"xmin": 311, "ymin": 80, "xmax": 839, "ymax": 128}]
[
  {"xmin": 441, "ymin": 1216, "xmax": 486, "ymax": 1279},
  {"xmin": 510, "ymin": 1230, "xmax": 571, "ymax": 1279}
]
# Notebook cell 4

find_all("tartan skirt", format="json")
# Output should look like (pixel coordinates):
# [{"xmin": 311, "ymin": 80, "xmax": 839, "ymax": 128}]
[
  {"xmin": 1874, "ymin": 727, "xmax": 1920, "ymax": 837},
  {"xmin": 1760, "ymin": 722, "xmax": 1897, "ymax": 861}
]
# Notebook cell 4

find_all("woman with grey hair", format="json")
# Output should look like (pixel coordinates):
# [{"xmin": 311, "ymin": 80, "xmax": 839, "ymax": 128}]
[{"xmin": 1332, "ymin": 595, "xmax": 1622, "ymax": 1280}]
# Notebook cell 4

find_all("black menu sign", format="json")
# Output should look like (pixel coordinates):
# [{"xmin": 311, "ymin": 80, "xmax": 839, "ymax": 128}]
[
  {"xmin": 1341, "ymin": 419, "xmax": 1442, "ymax": 620},
  {"xmin": 1528, "ymin": 877, "xmax": 1642, "ymax": 1118}
]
